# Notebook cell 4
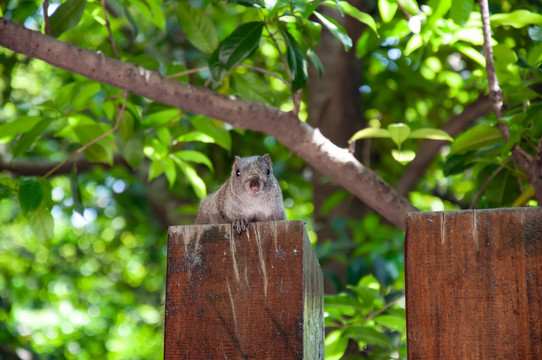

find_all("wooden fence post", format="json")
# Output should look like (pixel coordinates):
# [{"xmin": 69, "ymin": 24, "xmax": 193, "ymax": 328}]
[
  {"xmin": 164, "ymin": 220, "xmax": 324, "ymax": 359},
  {"xmin": 405, "ymin": 207, "xmax": 542, "ymax": 359}
]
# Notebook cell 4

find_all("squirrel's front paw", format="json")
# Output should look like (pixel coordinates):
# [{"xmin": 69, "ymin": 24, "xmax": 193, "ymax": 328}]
[{"xmin": 232, "ymin": 219, "xmax": 249, "ymax": 233}]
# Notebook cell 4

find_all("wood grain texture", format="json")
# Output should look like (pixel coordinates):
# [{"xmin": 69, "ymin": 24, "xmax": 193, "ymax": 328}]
[
  {"xmin": 164, "ymin": 220, "xmax": 324, "ymax": 359},
  {"xmin": 405, "ymin": 207, "xmax": 542, "ymax": 360}
]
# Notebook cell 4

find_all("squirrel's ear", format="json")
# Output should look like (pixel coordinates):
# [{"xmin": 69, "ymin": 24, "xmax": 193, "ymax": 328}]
[
  {"xmin": 263, "ymin": 153, "xmax": 272, "ymax": 166},
  {"xmin": 232, "ymin": 156, "xmax": 240, "ymax": 173}
]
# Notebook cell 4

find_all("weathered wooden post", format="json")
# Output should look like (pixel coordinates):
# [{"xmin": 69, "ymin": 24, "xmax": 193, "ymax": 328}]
[
  {"xmin": 164, "ymin": 220, "xmax": 324, "ymax": 359},
  {"xmin": 405, "ymin": 207, "xmax": 542, "ymax": 359}
]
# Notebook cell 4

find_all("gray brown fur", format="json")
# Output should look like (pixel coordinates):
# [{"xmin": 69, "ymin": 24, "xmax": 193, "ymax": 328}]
[{"xmin": 195, "ymin": 154, "xmax": 287, "ymax": 233}]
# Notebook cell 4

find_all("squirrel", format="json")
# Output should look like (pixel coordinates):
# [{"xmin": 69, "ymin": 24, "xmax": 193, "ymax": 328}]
[{"xmin": 195, "ymin": 154, "xmax": 286, "ymax": 233}]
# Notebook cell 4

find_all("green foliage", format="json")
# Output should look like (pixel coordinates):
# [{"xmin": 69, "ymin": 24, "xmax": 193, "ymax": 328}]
[{"xmin": 1, "ymin": 0, "xmax": 541, "ymax": 358}]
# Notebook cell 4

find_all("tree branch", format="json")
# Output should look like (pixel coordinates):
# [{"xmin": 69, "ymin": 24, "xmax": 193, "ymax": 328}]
[
  {"xmin": 478, "ymin": 0, "xmax": 542, "ymax": 202},
  {"xmin": 0, "ymin": 18, "xmax": 417, "ymax": 228},
  {"xmin": 396, "ymin": 95, "xmax": 492, "ymax": 196}
]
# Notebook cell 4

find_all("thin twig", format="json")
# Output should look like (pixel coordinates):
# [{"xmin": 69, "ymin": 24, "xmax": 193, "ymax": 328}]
[
  {"xmin": 264, "ymin": 23, "xmax": 292, "ymax": 83},
  {"xmin": 43, "ymin": 0, "xmax": 50, "ymax": 35},
  {"xmin": 240, "ymin": 65, "xmax": 290, "ymax": 87},
  {"xmin": 101, "ymin": 0, "xmax": 120, "ymax": 59},
  {"xmin": 365, "ymin": 294, "xmax": 405, "ymax": 321},
  {"xmin": 478, "ymin": 0, "xmax": 539, "ymax": 201},
  {"xmin": 44, "ymin": 91, "xmax": 129, "ymax": 178},
  {"xmin": 469, "ymin": 157, "xmax": 511, "ymax": 209},
  {"xmin": 167, "ymin": 66, "xmax": 208, "ymax": 79}
]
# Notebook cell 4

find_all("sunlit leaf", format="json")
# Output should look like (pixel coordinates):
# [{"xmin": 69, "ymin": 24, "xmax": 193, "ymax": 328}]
[
  {"xmin": 349, "ymin": 127, "xmax": 390, "ymax": 143},
  {"xmin": 173, "ymin": 150, "xmax": 214, "ymax": 171},
  {"xmin": 190, "ymin": 116, "xmax": 232, "ymax": 151},
  {"xmin": 513, "ymin": 186, "xmax": 535, "ymax": 207},
  {"xmin": 314, "ymin": 11, "xmax": 353, "ymax": 51},
  {"xmin": 141, "ymin": 109, "xmax": 180, "ymax": 127},
  {"xmin": 491, "ymin": 10, "xmax": 542, "ymax": 29},
  {"xmin": 449, "ymin": 125, "xmax": 502, "ymax": 155},
  {"xmin": 388, "ymin": 123, "xmax": 410, "ymax": 147},
  {"xmin": 398, "ymin": 0, "xmax": 420, "ymax": 15},
  {"xmin": 319, "ymin": 189, "xmax": 348, "ymax": 216},
  {"xmin": 323, "ymin": 1, "xmax": 378, "ymax": 34},
  {"xmin": 325, "ymin": 329, "xmax": 348, "ymax": 360},
  {"xmin": 493, "ymin": 44, "xmax": 518, "ymax": 64},
  {"xmin": 427, "ymin": 0, "xmax": 451, "ymax": 28},
  {"xmin": 177, "ymin": 2, "xmax": 218, "ymax": 54},
  {"xmin": 392, "ymin": 149, "xmax": 416, "ymax": 164},
  {"xmin": 0, "ymin": 116, "xmax": 42, "ymax": 143},
  {"xmin": 454, "ymin": 42, "xmax": 486, "ymax": 67},
  {"xmin": 404, "ymin": 33, "xmax": 423, "ymax": 55},
  {"xmin": 49, "ymin": 0, "xmax": 87, "ymax": 37},
  {"xmin": 175, "ymin": 158, "xmax": 207, "ymax": 198},
  {"xmin": 176, "ymin": 131, "xmax": 216, "ymax": 144},
  {"xmin": 408, "ymin": 128, "xmax": 453, "ymax": 141},
  {"xmin": 379, "ymin": 0, "xmax": 398, "ymax": 23}
]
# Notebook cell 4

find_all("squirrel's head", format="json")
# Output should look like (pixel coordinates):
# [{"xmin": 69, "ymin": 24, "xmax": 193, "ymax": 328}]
[{"xmin": 231, "ymin": 154, "xmax": 275, "ymax": 197}]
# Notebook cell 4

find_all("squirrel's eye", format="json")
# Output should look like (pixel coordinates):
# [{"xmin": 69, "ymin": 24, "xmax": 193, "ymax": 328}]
[
  {"xmin": 236, "ymin": 170, "xmax": 240, "ymax": 176},
  {"xmin": 266, "ymin": 168, "xmax": 270, "ymax": 175}
]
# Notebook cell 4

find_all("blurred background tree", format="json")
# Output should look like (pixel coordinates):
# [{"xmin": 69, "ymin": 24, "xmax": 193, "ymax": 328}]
[{"xmin": 0, "ymin": 0, "xmax": 541, "ymax": 358}]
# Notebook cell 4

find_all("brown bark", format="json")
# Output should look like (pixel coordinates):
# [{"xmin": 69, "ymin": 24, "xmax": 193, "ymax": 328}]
[{"xmin": 0, "ymin": 18, "xmax": 417, "ymax": 229}]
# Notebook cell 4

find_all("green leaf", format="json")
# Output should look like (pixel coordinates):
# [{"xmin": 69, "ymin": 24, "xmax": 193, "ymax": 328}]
[
  {"xmin": 454, "ymin": 42, "xmax": 485, "ymax": 67},
  {"xmin": 72, "ymin": 83, "xmax": 101, "ymax": 110},
  {"xmin": 209, "ymin": 22, "xmax": 264, "ymax": 81},
  {"xmin": 121, "ymin": 137, "xmax": 144, "ymax": 169},
  {"xmin": 282, "ymin": 29, "xmax": 308, "ymax": 91},
  {"xmin": 404, "ymin": 33, "xmax": 423, "ymax": 56},
  {"xmin": 147, "ymin": 0, "xmax": 165, "ymax": 30},
  {"xmin": 173, "ymin": 150, "xmax": 214, "ymax": 172},
  {"xmin": 18, "ymin": 177, "xmax": 44, "ymax": 216},
  {"xmin": 177, "ymin": 2, "xmax": 218, "ymax": 54},
  {"xmin": 374, "ymin": 313, "xmax": 406, "ymax": 332},
  {"xmin": 450, "ymin": 125, "xmax": 502, "ymax": 155},
  {"xmin": 232, "ymin": 73, "xmax": 277, "ymax": 104},
  {"xmin": 398, "ymin": 0, "xmax": 420, "ymax": 15},
  {"xmin": 0, "ymin": 116, "xmax": 42, "ymax": 143},
  {"xmin": 190, "ymin": 116, "xmax": 232, "ymax": 151},
  {"xmin": 408, "ymin": 128, "xmax": 453, "ymax": 141},
  {"xmin": 29, "ymin": 206, "xmax": 54, "ymax": 242},
  {"xmin": 176, "ymin": 131, "xmax": 216, "ymax": 144},
  {"xmin": 349, "ymin": 127, "xmax": 390, "ymax": 143},
  {"xmin": 388, "ymin": 123, "xmax": 410, "ymax": 147},
  {"xmin": 70, "ymin": 165, "xmax": 84, "ymax": 215},
  {"xmin": 73, "ymin": 125, "xmax": 112, "ymax": 163},
  {"xmin": 49, "ymin": 0, "xmax": 87, "ymax": 37},
  {"xmin": 493, "ymin": 44, "xmax": 518, "ymax": 64},
  {"xmin": 320, "ymin": 190, "xmax": 348, "ymax": 216},
  {"xmin": 325, "ymin": 329, "xmax": 348, "ymax": 360},
  {"xmin": 174, "ymin": 158, "xmax": 207, "ymax": 199},
  {"xmin": 379, "ymin": 0, "xmax": 398, "ymax": 23},
  {"xmin": 391, "ymin": 149, "xmax": 416, "ymax": 164},
  {"xmin": 450, "ymin": 0, "xmax": 473, "ymax": 26},
  {"xmin": 491, "ymin": 10, "xmax": 542, "ymax": 29},
  {"xmin": 323, "ymin": 1, "xmax": 378, "ymax": 34},
  {"xmin": 427, "ymin": 0, "xmax": 451, "ymax": 28},
  {"xmin": 12, "ymin": 118, "xmax": 53, "ymax": 158},
  {"xmin": 307, "ymin": 49, "xmax": 324, "ymax": 77},
  {"xmin": 141, "ymin": 109, "xmax": 180, "ymax": 127},
  {"xmin": 314, "ymin": 11, "xmax": 353, "ymax": 51},
  {"xmin": 443, "ymin": 153, "xmax": 474, "ymax": 176},
  {"xmin": 345, "ymin": 325, "xmax": 394, "ymax": 347}
]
